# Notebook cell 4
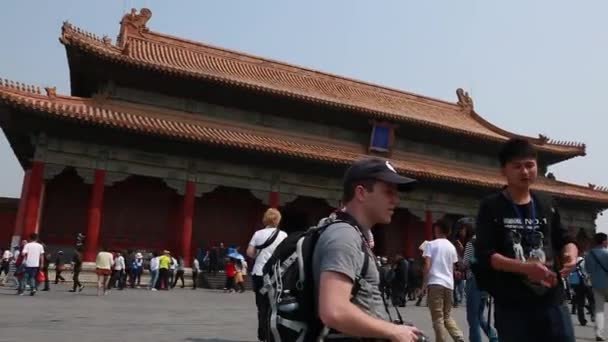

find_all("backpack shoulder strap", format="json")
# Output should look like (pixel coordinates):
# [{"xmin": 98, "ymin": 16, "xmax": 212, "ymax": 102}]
[
  {"xmin": 320, "ymin": 219, "xmax": 369, "ymax": 292},
  {"xmin": 531, "ymin": 191, "xmax": 555, "ymax": 215},
  {"xmin": 352, "ymin": 243, "xmax": 370, "ymax": 295}
]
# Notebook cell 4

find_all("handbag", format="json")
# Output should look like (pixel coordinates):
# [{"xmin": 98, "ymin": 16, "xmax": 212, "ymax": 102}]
[{"xmin": 36, "ymin": 270, "xmax": 46, "ymax": 282}]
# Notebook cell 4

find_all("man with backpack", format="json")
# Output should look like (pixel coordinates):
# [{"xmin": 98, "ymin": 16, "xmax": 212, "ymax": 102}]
[
  {"xmin": 474, "ymin": 138, "xmax": 577, "ymax": 342},
  {"xmin": 313, "ymin": 158, "xmax": 422, "ymax": 341},
  {"xmin": 585, "ymin": 233, "xmax": 608, "ymax": 341}
]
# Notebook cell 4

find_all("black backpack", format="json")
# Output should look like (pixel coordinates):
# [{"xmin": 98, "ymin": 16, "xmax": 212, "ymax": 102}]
[{"xmin": 260, "ymin": 219, "xmax": 371, "ymax": 342}]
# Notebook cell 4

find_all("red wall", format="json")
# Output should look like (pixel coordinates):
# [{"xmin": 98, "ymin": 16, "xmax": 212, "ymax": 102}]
[
  {"xmin": 0, "ymin": 210, "xmax": 16, "ymax": 248},
  {"xmin": 39, "ymin": 169, "xmax": 89, "ymax": 246},
  {"xmin": 101, "ymin": 176, "xmax": 177, "ymax": 251},
  {"xmin": 193, "ymin": 186, "xmax": 265, "ymax": 251},
  {"xmin": 35, "ymin": 173, "xmax": 430, "ymax": 259},
  {"xmin": 373, "ymin": 208, "xmax": 426, "ymax": 259}
]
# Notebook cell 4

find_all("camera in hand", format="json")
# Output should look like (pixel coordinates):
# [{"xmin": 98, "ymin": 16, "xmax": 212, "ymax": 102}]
[{"xmin": 400, "ymin": 321, "xmax": 428, "ymax": 342}]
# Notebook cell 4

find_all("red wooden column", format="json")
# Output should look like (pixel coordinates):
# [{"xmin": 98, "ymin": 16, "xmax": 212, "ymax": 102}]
[
  {"xmin": 269, "ymin": 191, "xmax": 280, "ymax": 209},
  {"xmin": 180, "ymin": 181, "xmax": 196, "ymax": 267},
  {"xmin": 35, "ymin": 183, "xmax": 46, "ymax": 234},
  {"xmin": 404, "ymin": 215, "xmax": 413, "ymax": 258},
  {"xmin": 12, "ymin": 170, "xmax": 31, "ymax": 246},
  {"xmin": 83, "ymin": 170, "xmax": 106, "ymax": 262},
  {"xmin": 425, "ymin": 210, "xmax": 433, "ymax": 241},
  {"xmin": 22, "ymin": 161, "xmax": 45, "ymax": 239}
]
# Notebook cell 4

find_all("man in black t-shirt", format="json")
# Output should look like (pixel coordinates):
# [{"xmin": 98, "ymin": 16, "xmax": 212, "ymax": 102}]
[{"xmin": 474, "ymin": 138, "xmax": 578, "ymax": 342}]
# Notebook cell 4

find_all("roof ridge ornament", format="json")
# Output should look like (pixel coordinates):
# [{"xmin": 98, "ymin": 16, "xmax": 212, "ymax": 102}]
[
  {"xmin": 127, "ymin": 8, "xmax": 152, "ymax": 29},
  {"xmin": 456, "ymin": 88, "xmax": 474, "ymax": 112},
  {"xmin": 118, "ymin": 8, "xmax": 152, "ymax": 46},
  {"xmin": 44, "ymin": 86, "xmax": 57, "ymax": 98},
  {"xmin": 538, "ymin": 134, "xmax": 550, "ymax": 144}
]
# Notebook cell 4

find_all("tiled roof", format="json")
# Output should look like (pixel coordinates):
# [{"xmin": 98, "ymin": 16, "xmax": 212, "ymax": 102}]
[
  {"xmin": 1, "ymin": 80, "xmax": 606, "ymax": 205},
  {"xmin": 58, "ymin": 9, "xmax": 586, "ymax": 157}
]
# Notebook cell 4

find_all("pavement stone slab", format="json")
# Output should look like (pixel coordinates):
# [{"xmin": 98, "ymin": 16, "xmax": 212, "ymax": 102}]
[{"xmin": 0, "ymin": 285, "xmax": 598, "ymax": 342}]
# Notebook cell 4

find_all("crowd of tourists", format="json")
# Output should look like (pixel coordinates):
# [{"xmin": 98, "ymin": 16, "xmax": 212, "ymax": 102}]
[
  {"xmin": 244, "ymin": 138, "xmax": 593, "ymax": 342},
  {"xmin": 2, "ymin": 138, "xmax": 607, "ymax": 342}
]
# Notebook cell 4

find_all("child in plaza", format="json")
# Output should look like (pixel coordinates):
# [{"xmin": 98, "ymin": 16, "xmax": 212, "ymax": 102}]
[
  {"xmin": 224, "ymin": 257, "xmax": 237, "ymax": 292},
  {"xmin": 234, "ymin": 258, "xmax": 247, "ymax": 293},
  {"xmin": 131, "ymin": 252, "xmax": 144, "ymax": 288}
]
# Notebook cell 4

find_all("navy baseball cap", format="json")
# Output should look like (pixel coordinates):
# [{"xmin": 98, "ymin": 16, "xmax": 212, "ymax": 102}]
[{"xmin": 343, "ymin": 158, "xmax": 417, "ymax": 191}]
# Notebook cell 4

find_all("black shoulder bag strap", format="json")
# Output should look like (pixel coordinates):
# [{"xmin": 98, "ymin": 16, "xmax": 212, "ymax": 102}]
[
  {"xmin": 255, "ymin": 228, "xmax": 280, "ymax": 251},
  {"xmin": 355, "ymin": 237, "xmax": 404, "ymax": 325},
  {"xmin": 590, "ymin": 250, "xmax": 608, "ymax": 275},
  {"xmin": 327, "ymin": 212, "xmax": 405, "ymax": 323}
]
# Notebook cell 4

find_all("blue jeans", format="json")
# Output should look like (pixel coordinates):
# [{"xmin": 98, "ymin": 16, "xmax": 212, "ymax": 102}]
[
  {"xmin": 19, "ymin": 267, "xmax": 38, "ymax": 293},
  {"xmin": 466, "ymin": 277, "xmax": 498, "ymax": 342},
  {"xmin": 454, "ymin": 279, "xmax": 465, "ymax": 304},
  {"xmin": 495, "ymin": 302, "xmax": 574, "ymax": 342},
  {"xmin": 149, "ymin": 270, "xmax": 159, "ymax": 289}
]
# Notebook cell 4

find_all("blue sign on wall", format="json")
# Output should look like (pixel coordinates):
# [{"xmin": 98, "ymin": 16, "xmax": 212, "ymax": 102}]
[{"xmin": 371, "ymin": 125, "xmax": 390, "ymax": 151}]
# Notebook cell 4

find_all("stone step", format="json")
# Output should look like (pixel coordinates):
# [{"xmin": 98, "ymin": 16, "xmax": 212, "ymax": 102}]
[
  {"xmin": 200, "ymin": 273, "xmax": 253, "ymax": 290},
  {"xmin": 2, "ymin": 268, "xmax": 253, "ymax": 291}
]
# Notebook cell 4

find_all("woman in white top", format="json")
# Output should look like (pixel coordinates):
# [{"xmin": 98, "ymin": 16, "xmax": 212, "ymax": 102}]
[
  {"xmin": 246, "ymin": 208, "xmax": 287, "ymax": 342},
  {"xmin": 95, "ymin": 248, "xmax": 114, "ymax": 296}
]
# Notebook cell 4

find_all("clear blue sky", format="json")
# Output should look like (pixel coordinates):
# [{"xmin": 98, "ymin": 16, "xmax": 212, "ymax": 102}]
[{"xmin": 1, "ymin": 1, "xmax": 607, "ymax": 229}]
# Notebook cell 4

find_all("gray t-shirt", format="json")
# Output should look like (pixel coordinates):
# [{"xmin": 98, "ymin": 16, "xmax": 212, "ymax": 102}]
[{"xmin": 312, "ymin": 222, "xmax": 388, "ymax": 321}]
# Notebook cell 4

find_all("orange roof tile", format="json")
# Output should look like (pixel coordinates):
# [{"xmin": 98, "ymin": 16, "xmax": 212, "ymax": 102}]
[
  {"xmin": 58, "ymin": 9, "xmax": 585, "ymax": 157},
  {"xmin": 0, "ymin": 79, "xmax": 605, "ymax": 205}
]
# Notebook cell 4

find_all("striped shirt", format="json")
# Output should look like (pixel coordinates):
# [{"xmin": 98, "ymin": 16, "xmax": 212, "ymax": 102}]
[{"xmin": 463, "ymin": 240, "xmax": 475, "ymax": 279}]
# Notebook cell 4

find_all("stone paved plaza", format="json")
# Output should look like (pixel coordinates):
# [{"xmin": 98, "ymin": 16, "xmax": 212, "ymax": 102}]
[{"xmin": 0, "ymin": 285, "xmax": 599, "ymax": 342}]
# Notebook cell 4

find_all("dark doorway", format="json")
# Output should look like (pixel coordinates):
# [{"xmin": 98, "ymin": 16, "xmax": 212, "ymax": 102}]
[{"xmin": 279, "ymin": 196, "xmax": 333, "ymax": 235}]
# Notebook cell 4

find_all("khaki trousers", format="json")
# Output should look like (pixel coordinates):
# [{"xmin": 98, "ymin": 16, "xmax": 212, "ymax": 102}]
[{"xmin": 428, "ymin": 284, "xmax": 464, "ymax": 342}]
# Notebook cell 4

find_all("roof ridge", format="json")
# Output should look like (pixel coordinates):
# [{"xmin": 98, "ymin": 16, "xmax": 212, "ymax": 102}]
[
  {"xmin": 0, "ymin": 77, "xmax": 43, "ymax": 95},
  {"xmin": 467, "ymin": 109, "xmax": 586, "ymax": 154},
  {"xmin": 546, "ymin": 138, "xmax": 586, "ymax": 149},
  {"xmin": 538, "ymin": 177, "xmax": 608, "ymax": 193},
  {"xmin": 140, "ymin": 30, "xmax": 461, "ymax": 111},
  {"xmin": 61, "ymin": 21, "xmax": 114, "ymax": 47},
  {"xmin": 586, "ymin": 183, "xmax": 608, "ymax": 193},
  {"xmin": 62, "ymin": 21, "xmax": 111, "ymax": 45}
]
